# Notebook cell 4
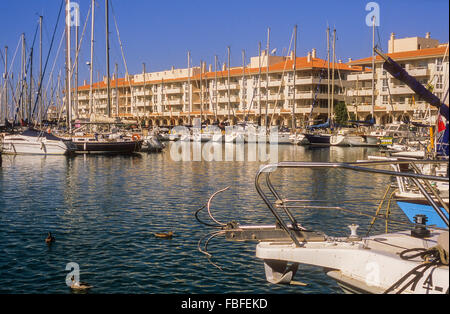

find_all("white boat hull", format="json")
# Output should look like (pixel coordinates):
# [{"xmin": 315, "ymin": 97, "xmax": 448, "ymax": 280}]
[
  {"xmin": 270, "ymin": 133, "xmax": 291, "ymax": 144},
  {"xmin": 331, "ymin": 134, "xmax": 379, "ymax": 146},
  {"xmin": 2, "ymin": 133, "xmax": 72, "ymax": 155},
  {"xmin": 225, "ymin": 133, "xmax": 245, "ymax": 143},
  {"xmin": 192, "ymin": 133, "xmax": 213, "ymax": 142},
  {"xmin": 257, "ymin": 229, "xmax": 449, "ymax": 294}
]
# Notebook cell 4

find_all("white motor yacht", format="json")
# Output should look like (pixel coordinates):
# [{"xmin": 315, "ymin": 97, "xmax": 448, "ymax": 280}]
[{"xmin": 1, "ymin": 128, "xmax": 75, "ymax": 155}]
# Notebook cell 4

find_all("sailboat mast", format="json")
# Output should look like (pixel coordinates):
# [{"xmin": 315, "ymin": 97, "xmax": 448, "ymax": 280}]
[
  {"xmin": 21, "ymin": 33, "xmax": 25, "ymax": 122},
  {"xmin": 266, "ymin": 27, "xmax": 270, "ymax": 129},
  {"xmin": 214, "ymin": 54, "xmax": 218, "ymax": 122},
  {"xmin": 292, "ymin": 25, "xmax": 297, "ymax": 130},
  {"xmin": 326, "ymin": 26, "xmax": 330, "ymax": 121},
  {"xmin": 39, "ymin": 16, "xmax": 43, "ymax": 122},
  {"xmin": 200, "ymin": 59, "xmax": 203, "ymax": 124},
  {"xmin": 3, "ymin": 46, "xmax": 7, "ymax": 122},
  {"xmin": 371, "ymin": 16, "xmax": 375, "ymax": 122},
  {"xmin": 75, "ymin": 15, "xmax": 79, "ymax": 120},
  {"xmin": 242, "ymin": 49, "xmax": 245, "ymax": 117},
  {"xmin": 258, "ymin": 42, "xmax": 261, "ymax": 126},
  {"xmin": 187, "ymin": 51, "xmax": 191, "ymax": 125},
  {"xmin": 29, "ymin": 48, "xmax": 33, "ymax": 123},
  {"xmin": 115, "ymin": 63, "xmax": 119, "ymax": 117},
  {"xmin": 105, "ymin": 0, "xmax": 111, "ymax": 118},
  {"xmin": 89, "ymin": 0, "xmax": 95, "ymax": 117},
  {"xmin": 331, "ymin": 28, "xmax": 336, "ymax": 125},
  {"xmin": 227, "ymin": 46, "xmax": 231, "ymax": 122},
  {"xmin": 143, "ymin": 62, "xmax": 146, "ymax": 118},
  {"xmin": 65, "ymin": 0, "xmax": 72, "ymax": 133}
]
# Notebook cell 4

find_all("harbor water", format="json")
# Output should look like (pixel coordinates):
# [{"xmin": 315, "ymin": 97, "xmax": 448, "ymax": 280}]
[{"xmin": 0, "ymin": 144, "xmax": 408, "ymax": 294}]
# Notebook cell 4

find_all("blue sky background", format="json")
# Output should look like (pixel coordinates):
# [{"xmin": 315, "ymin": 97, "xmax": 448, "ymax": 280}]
[{"xmin": 0, "ymin": 0, "xmax": 448, "ymax": 85}]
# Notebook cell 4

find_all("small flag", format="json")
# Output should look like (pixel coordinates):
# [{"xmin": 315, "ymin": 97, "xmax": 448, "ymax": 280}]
[{"xmin": 437, "ymin": 115, "xmax": 446, "ymax": 133}]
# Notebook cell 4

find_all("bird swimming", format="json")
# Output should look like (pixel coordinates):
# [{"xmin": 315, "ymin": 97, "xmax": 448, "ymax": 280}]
[
  {"xmin": 154, "ymin": 231, "xmax": 173, "ymax": 239},
  {"xmin": 45, "ymin": 232, "xmax": 55, "ymax": 244},
  {"xmin": 70, "ymin": 275, "xmax": 93, "ymax": 291}
]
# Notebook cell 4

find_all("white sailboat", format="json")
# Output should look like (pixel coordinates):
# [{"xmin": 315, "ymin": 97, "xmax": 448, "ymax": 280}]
[{"xmin": 330, "ymin": 128, "xmax": 379, "ymax": 146}]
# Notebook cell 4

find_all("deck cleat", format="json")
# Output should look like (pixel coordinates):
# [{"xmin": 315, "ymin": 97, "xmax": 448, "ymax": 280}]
[{"xmin": 348, "ymin": 224, "xmax": 361, "ymax": 241}]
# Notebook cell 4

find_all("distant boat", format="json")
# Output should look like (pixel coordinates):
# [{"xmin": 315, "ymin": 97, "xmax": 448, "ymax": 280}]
[
  {"xmin": 270, "ymin": 127, "xmax": 292, "ymax": 145},
  {"xmin": 290, "ymin": 132, "xmax": 309, "ymax": 145},
  {"xmin": 71, "ymin": 133, "xmax": 142, "ymax": 154},
  {"xmin": 330, "ymin": 129, "xmax": 379, "ymax": 146},
  {"xmin": 225, "ymin": 125, "xmax": 246, "ymax": 143},
  {"xmin": 1, "ymin": 128, "xmax": 75, "ymax": 155},
  {"xmin": 303, "ymin": 132, "xmax": 331, "ymax": 144},
  {"xmin": 192, "ymin": 128, "xmax": 213, "ymax": 142},
  {"xmin": 141, "ymin": 135, "xmax": 165, "ymax": 152}
]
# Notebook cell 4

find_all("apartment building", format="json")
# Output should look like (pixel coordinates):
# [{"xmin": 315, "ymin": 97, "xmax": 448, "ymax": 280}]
[
  {"xmin": 346, "ymin": 33, "xmax": 449, "ymax": 124},
  {"xmin": 72, "ymin": 50, "xmax": 357, "ymax": 127}
]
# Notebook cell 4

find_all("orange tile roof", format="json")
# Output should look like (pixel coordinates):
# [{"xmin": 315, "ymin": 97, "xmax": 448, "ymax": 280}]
[
  {"xmin": 349, "ymin": 46, "xmax": 449, "ymax": 65},
  {"xmin": 77, "ymin": 56, "xmax": 362, "ymax": 91},
  {"xmin": 77, "ymin": 77, "xmax": 135, "ymax": 91}
]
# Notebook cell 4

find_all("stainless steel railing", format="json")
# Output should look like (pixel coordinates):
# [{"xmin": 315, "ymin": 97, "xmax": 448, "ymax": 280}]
[{"xmin": 255, "ymin": 160, "xmax": 449, "ymax": 246}]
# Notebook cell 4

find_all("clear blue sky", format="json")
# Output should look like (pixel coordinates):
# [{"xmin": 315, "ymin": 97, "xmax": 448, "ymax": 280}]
[{"xmin": 0, "ymin": 0, "xmax": 448, "ymax": 85}]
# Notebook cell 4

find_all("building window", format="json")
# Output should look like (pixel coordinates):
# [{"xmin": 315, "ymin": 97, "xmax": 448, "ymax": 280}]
[
  {"xmin": 287, "ymin": 86, "xmax": 293, "ymax": 97},
  {"xmin": 382, "ymin": 78, "xmax": 388, "ymax": 92},
  {"xmin": 436, "ymin": 59, "xmax": 443, "ymax": 71},
  {"xmin": 382, "ymin": 95, "xmax": 388, "ymax": 105},
  {"xmin": 287, "ymin": 72, "xmax": 293, "ymax": 83},
  {"xmin": 436, "ymin": 75, "xmax": 443, "ymax": 89}
]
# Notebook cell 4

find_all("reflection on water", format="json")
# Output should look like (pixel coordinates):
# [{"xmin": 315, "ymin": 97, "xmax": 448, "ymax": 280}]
[{"xmin": 0, "ymin": 145, "xmax": 406, "ymax": 294}]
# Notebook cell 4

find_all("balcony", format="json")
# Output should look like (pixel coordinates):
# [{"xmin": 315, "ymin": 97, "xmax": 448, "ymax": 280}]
[
  {"xmin": 133, "ymin": 90, "xmax": 152, "ymax": 96},
  {"xmin": 165, "ymin": 87, "xmax": 183, "ymax": 94},
  {"xmin": 216, "ymin": 83, "xmax": 239, "ymax": 91},
  {"xmin": 218, "ymin": 95, "xmax": 240, "ymax": 103},
  {"xmin": 77, "ymin": 95, "xmax": 90, "ymax": 100},
  {"xmin": 407, "ymin": 67, "xmax": 428, "ymax": 77},
  {"xmin": 390, "ymin": 85, "xmax": 413, "ymax": 94},
  {"xmin": 296, "ymin": 91, "xmax": 314, "ymax": 99},
  {"xmin": 268, "ymin": 79, "xmax": 282, "ymax": 87},
  {"xmin": 267, "ymin": 93, "xmax": 285, "ymax": 101},
  {"xmin": 347, "ymin": 72, "xmax": 373, "ymax": 81},
  {"xmin": 135, "ymin": 101, "xmax": 151, "ymax": 107},
  {"xmin": 347, "ymin": 88, "xmax": 373, "ymax": 97},
  {"xmin": 166, "ymin": 98, "xmax": 183, "ymax": 105}
]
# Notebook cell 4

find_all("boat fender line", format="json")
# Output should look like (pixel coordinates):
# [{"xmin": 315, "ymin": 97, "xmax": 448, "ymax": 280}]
[
  {"xmin": 197, "ymin": 230, "xmax": 226, "ymax": 271},
  {"xmin": 196, "ymin": 186, "xmax": 235, "ymax": 271},
  {"xmin": 195, "ymin": 186, "xmax": 231, "ymax": 228},
  {"xmin": 383, "ymin": 246, "xmax": 448, "ymax": 294}
]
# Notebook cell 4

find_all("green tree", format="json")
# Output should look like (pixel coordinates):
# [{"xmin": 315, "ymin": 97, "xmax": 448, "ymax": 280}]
[{"xmin": 334, "ymin": 102, "xmax": 349, "ymax": 125}]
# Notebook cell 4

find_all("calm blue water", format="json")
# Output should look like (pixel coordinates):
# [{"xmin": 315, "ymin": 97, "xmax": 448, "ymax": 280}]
[{"xmin": 0, "ymin": 144, "xmax": 408, "ymax": 294}]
